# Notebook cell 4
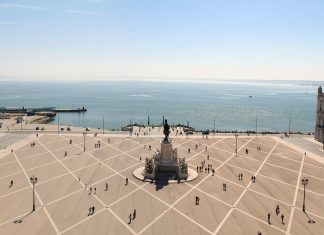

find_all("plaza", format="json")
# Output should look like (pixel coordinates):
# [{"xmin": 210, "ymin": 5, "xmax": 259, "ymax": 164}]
[{"xmin": 0, "ymin": 132, "xmax": 323, "ymax": 234}]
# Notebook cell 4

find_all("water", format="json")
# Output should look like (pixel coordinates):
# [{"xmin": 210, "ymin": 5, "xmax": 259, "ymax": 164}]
[{"xmin": 0, "ymin": 80, "xmax": 319, "ymax": 133}]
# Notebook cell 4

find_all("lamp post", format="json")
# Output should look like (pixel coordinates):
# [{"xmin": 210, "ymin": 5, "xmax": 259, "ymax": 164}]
[
  {"xmin": 57, "ymin": 115, "xmax": 60, "ymax": 135},
  {"xmin": 213, "ymin": 116, "xmax": 215, "ymax": 139},
  {"xmin": 83, "ymin": 132, "xmax": 86, "ymax": 152},
  {"xmin": 301, "ymin": 177, "xmax": 309, "ymax": 212},
  {"xmin": 235, "ymin": 133, "xmax": 239, "ymax": 155},
  {"xmin": 288, "ymin": 118, "xmax": 291, "ymax": 135},
  {"xmin": 103, "ymin": 115, "xmax": 105, "ymax": 135},
  {"xmin": 30, "ymin": 176, "xmax": 38, "ymax": 211}
]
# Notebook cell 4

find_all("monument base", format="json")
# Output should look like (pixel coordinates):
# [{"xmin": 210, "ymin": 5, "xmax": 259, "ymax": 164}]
[{"xmin": 133, "ymin": 167, "xmax": 198, "ymax": 183}]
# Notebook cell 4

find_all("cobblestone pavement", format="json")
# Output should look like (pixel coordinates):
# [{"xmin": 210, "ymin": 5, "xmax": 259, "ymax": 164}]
[{"xmin": 0, "ymin": 134, "xmax": 323, "ymax": 235}]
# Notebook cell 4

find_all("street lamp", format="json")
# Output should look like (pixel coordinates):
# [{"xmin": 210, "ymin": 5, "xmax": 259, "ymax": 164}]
[
  {"xmin": 30, "ymin": 176, "xmax": 38, "ymax": 211},
  {"xmin": 83, "ymin": 132, "xmax": 86, "ymax": 152},
  {"xmin": 235, "ymin": 133, "xmax": 239, "ymax": 155},
  {"xmin": 301, "ymin": 177, "xmax": 309, "ymax": 212}
]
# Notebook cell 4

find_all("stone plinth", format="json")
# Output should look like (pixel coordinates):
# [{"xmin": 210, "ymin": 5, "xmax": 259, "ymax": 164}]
[{"xmin": 160, "ymin": 140, "xmax": 173, "ymax": 160}]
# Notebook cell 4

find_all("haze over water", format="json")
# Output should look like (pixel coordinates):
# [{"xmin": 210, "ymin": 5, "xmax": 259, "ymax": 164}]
[{"xmin": 0, "ymin": 80, "xmax": 317, "ymax": 133}]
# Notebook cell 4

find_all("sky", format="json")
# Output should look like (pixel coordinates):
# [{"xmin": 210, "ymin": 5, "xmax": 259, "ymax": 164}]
[{"xmin": 0, "ymin": 0, "xmax": 323, "ymax": 81}]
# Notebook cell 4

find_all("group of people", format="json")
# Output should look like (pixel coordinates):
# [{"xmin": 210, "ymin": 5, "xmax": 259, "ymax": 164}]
[
  {"xmin": 143, "ymin": 145, "xmax": 151, "ymax": 150},
  {"xmin": 267, "ymin": 205, "xmax": 285, "ymax": 225},
  {"xmin": 238, "ymin": 173, "xmax": 244, "ymax": 180},
  {"xmin": 251, "ymin": 175, "xmax": 256, "ymax": 183},
  {"xmin": 196, "ymin": 160, "xmax": 214, "ymax": 174},
  {"xmin": 95, "ymin": 140, "xmax": 101, "ymax": 148}
]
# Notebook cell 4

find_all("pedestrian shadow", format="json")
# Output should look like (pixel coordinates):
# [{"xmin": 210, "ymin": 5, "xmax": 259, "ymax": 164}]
[
  {"xmin": 13, "ymin": 210, "xmax": 34, "ymax": 224},
  {"xmin": 304, "ymin": 211, "xmax": 316, "ymax": 224}
]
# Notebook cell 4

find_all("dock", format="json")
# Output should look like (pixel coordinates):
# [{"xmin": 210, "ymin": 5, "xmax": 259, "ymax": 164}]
[{"xmin": 0, "ymin": 106, "xmax": 87, "ymax": 114}]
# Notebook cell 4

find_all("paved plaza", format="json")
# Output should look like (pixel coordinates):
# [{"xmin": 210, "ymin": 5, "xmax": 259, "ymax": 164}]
[{"xmin": 0, "ymin": 133, "xmax": 323, "ymax": 234}]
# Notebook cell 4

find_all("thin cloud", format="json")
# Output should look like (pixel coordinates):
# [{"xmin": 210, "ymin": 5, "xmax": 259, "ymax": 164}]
[
  {"xmin": 0, "ymin": 3, "xmax": 50, "ymax": 11},
  {"xmin": 0, "ymin": 3, "xmax": 100, "ymax": 15},
  {"xmin": 0, "ymin": 21, "xmax": 48, "ymax": 27},
  {"xmin": 64, "ymin": 9, "xmax": 100, "ymax": 15},
  {"xmin": 0, "ymin": 21, "xmax": 16, "ymax": 25},
  {"xmin": 77, "ymin": 0, "xmax": 109, "ymax": 3}
]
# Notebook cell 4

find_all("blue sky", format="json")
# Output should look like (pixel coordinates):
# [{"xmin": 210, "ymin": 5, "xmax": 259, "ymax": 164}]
[{"xmin": 0, "ymin": 0, "xmax": 323, "ymax": 80}]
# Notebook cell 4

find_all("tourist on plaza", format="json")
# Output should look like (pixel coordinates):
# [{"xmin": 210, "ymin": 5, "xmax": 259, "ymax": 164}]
[
  {"xmin": 281, "ymin": 214, "xmax": 284, "ymax": 224},
  {"xmin": 207, "ymin": 155, "xmax": 209, "ymax": 160},
  {"xmin": 9, "ymin": 180, "xmax": 13, "ymax": 187},
  {"xmin": 267, "ymin": 213, "xmax": 271, "ymax": 225},
  {"xmin": 89, "ymin": 187, "xmax": 92, "ymax": 195},
  {"xmin": 212, "ymin": 169, "xmax": 215, "ymax": 176},
  {"xmin": 246, "ymin": 149, "xmax": 248, "ymax": 154},
  {"xmin": 94, "ymin": 187, "xmax": 96, "ymax": 195},
  {"xmin": 275, "ymin": 205, "xmax": 280, "ymax": 216},
  {"xmin": 88, "ymin": 207, "xmax": 92, "ymax": 216},
  {"xmin": 128, "ymin": 214, "xmax": 132, "ymax": 224},
  {"xmin": 92, "ymin": 206, "xmax": 95, "ymax": 214},
  {"xmin": 222, "ymin": 183, "xmax": 227, "ymax": 191},
  {"xmin": 188, "ymin": 148, "xmax": 190, "ymax": 153},
  {"xmin": 105, "ymin": 182, "xmax": 108, "ymax": 191},
  {"xmin": 64, "ymin": 151, "xmax": 67, "ymax": 156},
  {"xmin": 69, "ymin": 139, "xmax": 72, "ymax": 144},
  {"xmin": 195, "ymin": 196, "xmax": 200, "ymax": 205},
  {"xmin": 125, "ymin": 177, "xmax": 128, "ymax": 185},
  {"xmin": 133, "ymin": 209, "xmax": 136, "ymax": 219}
]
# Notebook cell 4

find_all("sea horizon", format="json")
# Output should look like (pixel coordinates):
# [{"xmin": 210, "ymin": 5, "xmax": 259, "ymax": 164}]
[{"xmin": 0, "ymin": 79, "xmax": 321, "ymax": 133}]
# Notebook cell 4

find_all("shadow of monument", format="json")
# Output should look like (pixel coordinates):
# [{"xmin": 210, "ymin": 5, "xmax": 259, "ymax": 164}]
[{"xmin": 153, "ymin": 173, "xmax": 174, "ymax": 191}]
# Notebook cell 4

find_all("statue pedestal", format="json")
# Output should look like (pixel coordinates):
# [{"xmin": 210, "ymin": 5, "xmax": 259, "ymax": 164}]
[{"xmin": 160, "ymin": 140, "xmax": 173, "ymax": 161}]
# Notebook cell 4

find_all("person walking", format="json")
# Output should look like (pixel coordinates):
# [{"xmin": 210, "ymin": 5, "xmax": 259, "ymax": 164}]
[
  {"xmin": 92, "ymin": 206, "xmax": 95, "ymax": 214},
  {"xmin": 9, "ymin": 180, "xmax": 13, "ymax": 188},
  {"xmin": 281, "ymin": 214, "xmax": 284, "ymax": 225},
  {"xmin": 223, "ymin": 183, "xmax": 227, "ymax": 191},
  {"xmin": 128, "ymin": 214, "xmax": 132, "ymax": 224},
  {"xmin": 267, "ymin": 213, "xmax": 271, "ymax": 225},
  {"xmin": 125, "ymin": 177, "xmax": 128, "ymax": 186},
  {"xmin": 88, "ymin": 207, "xmax": 92, "ymax": 216},
  {"xmin": 195, "ymin": 196, "xmax": 200, "ymax": 205},
  {"xmin": 133, "ymin": 209, "xmax": 136, "ymax": 220},
  {"xmin": 89, "ymin": 187, "xmax": 92, "ymax": 195},
  {"xmin": 105, "ymin": 182, "xmax": 108, "ymax": 191}
]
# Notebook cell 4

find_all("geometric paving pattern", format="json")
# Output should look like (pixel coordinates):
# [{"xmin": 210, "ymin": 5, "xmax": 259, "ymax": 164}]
[{"xmin": 0, "ymin": 134, "xmax": 323, "ymax": 234}]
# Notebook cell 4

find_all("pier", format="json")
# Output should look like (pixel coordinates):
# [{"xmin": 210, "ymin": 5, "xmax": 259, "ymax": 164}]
[{"xmin": 0, "ymin": 106, "xmax": 87, "ymax": 114}]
